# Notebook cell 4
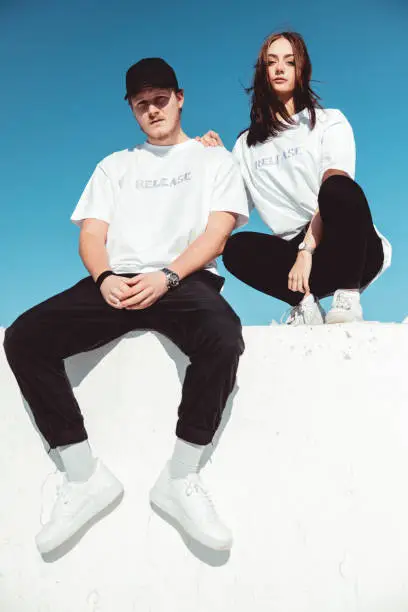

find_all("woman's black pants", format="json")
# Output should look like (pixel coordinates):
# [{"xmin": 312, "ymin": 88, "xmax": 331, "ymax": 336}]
[
  {"xmin": 4, "ymin": 271, "xmax": 244, "ymax": 449},
  {"xmin": 223, "ymin": 175, "xmax": 384, "ymax": 306}
]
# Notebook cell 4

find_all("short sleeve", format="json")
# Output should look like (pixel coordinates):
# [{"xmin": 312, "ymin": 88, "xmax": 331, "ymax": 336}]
[
  {"xmin": 71, "ymin": 164, "xmax": 116, "ymax": 226},
  {"xmin": 210, "ymin": 154, "xmax": 250, "ymax": 229},
  {"xmin": 319, "ymin": 110, "xmax": 356, "ymax": 181},
  {"xmin": 232, "ymin": 135, "xmax": 255, "ymax": 213}
]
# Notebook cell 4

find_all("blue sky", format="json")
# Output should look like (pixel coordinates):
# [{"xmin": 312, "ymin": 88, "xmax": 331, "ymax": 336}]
[{"xmin": 1, "ymin": 0, "xmax": 406, "ymax": 326}]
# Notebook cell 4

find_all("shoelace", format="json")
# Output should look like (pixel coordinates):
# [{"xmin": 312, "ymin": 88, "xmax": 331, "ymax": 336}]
[
  {"xmin": 281, "ymin": 303, "xmax": 305, "ymax": 325},
  {"xmin": 185, "ymin": 479, "xmax": 217, "ymax": 518},
  {"xmin": 333, "ymin": 292, "xmax": 354, "ymax": 311},
  {"xmin": 57, "ymin": 485, "xmax": 70, "ymax": 504},
  {"xmin": 51, "ymin": 482, "xmax": 75, "ymax": 517}
]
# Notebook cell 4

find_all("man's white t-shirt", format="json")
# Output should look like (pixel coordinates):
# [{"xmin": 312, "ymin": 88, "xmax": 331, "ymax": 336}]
[
  {"xmin": 71, "ymin": 139, "xmax": 249, "ymax": 275},
  {"xmin": 233, "ymin": 108, "xmax": 391, "ymax": 279}
]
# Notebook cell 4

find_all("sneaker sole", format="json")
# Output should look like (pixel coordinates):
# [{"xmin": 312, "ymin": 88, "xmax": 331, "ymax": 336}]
[
  {"xmin": 36, "ymin": 481, "xmax": 124, "ymax": 554},
  {"xmin": 286, "ymin": 320, "xmax": 325, "ymax": 327},
  {"xmin": 326, "ymin": 312, "xmax": 363, "ymax": 324},
  {"xmin": 149, "ymin": 488, "xmax": 232, "ymax": 551}
]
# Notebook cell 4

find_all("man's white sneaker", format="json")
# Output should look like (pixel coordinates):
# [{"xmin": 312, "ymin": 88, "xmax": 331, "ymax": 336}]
[
  {"xmin": 282, "ymin": 294, "xmax": 325, "ymax": 326},
  {"xmin": 36, "ymin": 459, "xmax": 124, "ymax": 554},
  {"xmin": 326, "ymin": 289, "xmax": 363, "ymax": 324},
  {"xmin": 149, "ymin": 462, "xmax": 232, "ymax": 551}
]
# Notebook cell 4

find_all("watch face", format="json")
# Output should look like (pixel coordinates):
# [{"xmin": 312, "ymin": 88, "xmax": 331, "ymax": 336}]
[
  {"xmin": 162, "ymin": 268, "xmax": 179, "ymax": 288},
  {"xmin": 168, "ymin": 272, "xmax": 179, "ymax": 287}
]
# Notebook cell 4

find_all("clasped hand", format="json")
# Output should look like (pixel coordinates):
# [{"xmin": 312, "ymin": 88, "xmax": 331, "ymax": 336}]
[
  {"xmin": 288, "ymin": 251, "xmax": 312, "ymax": 295},
  {"xmin": 100, "ymin": 272, "xmax": 168, "ymax": 310}
]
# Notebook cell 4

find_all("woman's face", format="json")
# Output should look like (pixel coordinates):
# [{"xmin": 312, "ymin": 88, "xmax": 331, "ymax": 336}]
[{"xmin": 267, "ymin": 37, "xmax": 296, "ymax": 97}]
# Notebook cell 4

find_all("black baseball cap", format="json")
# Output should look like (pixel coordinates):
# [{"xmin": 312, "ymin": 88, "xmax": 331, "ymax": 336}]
[{"xmin": 124, "ymin": 58, "xmax": 179, "ymax": 100}]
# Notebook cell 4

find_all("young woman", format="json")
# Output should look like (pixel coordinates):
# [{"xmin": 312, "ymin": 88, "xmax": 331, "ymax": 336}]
[{"xmin": 200, "ymin": 31, "xmax": 391, "ymax": 324}]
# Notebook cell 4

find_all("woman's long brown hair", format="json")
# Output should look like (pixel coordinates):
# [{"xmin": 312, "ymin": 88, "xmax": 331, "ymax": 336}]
[{"xmin": 245, "ymin": 31, "xmax": 321, "ymax": 147}]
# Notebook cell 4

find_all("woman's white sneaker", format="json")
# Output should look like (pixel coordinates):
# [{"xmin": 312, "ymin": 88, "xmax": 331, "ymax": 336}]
[
  {"xmin": 36, "ymin": 459, "xmax": 124, "ymax": 554},
  {"xmin": 282, "ymin": 294, "xmax": 325, "ymax": 326},
  {"xmin": 150, "ymin": 462, "xmax": 232, "ymax": 551},
  {"xmin": 326, "ymin": 289, "xmax": 363, "ymax": 324}
]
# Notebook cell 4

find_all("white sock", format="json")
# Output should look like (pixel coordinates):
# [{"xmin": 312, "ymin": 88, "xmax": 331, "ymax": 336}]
[
  {"xmin": 169, "ymin": 438, "xmax": 206, "ymax": 479},
  {"xmin": 58, "ymin": 440, "xmax": 96, "ymax": 482}
]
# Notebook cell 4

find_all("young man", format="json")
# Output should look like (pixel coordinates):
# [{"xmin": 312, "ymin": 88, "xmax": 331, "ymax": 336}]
[{"xmin": 4, "ymin": 58, "xmax": 249, "ymax": 554}]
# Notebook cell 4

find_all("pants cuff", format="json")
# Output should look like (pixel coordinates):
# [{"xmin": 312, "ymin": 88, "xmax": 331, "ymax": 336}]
[
  {"xmin": 175, "ymin": 423, "xmax": 213, "ymax": 446},
  {"xmin": 48, "ymin": 428, "xmax": 89, "ymax": 450}
]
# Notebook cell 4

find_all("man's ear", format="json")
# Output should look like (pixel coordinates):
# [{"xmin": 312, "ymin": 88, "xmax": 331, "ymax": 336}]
[
  {"xmin": 127, "ymin": 97, "xmax": 135, "ymax": 113},
  {"xmin": 176, "ymin": 89, "xmax": 184, "ymax": 110}
]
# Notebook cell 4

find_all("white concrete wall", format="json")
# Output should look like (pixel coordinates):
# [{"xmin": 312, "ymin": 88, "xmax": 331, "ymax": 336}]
[{"xmin": 1, "ymin": 324, "xmax": 408, "ymax": 612}]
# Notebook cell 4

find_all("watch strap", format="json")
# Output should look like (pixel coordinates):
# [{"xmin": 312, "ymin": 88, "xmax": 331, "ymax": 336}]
[
  {"xmin": 298, "ymin": 241, "xmax": 315, "ymax": 255},
  {"xmin": 161, "ymin": 267, "xmax": 180, "ymax": 289}
]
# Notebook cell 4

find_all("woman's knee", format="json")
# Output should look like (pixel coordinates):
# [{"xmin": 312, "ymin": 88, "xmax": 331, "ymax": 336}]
[
  {"xmin": 4, "ymin": 323, "xmax": 25, "ymax": 365},
  {"xmin": 318, "ymin": 174, "xmax": 370, "ymax": 219},
  {"xmin": 222, "ymin": 232, "xmax": 251, "ymax": 272}
]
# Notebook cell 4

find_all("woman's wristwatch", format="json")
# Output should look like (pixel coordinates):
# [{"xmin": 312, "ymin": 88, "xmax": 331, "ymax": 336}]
[{"xmin": 298, "ymin": 241, "xmax": 315, "ymax": 255}]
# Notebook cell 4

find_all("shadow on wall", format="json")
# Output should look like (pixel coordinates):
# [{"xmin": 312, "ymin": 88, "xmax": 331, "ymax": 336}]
[
  {"xmin": 21, "ymin": 330, "xmax": 239, "ymax": 474},
  {"xmin": 19, "ymin": 330, "xmax": 238, "ymax": 566}
]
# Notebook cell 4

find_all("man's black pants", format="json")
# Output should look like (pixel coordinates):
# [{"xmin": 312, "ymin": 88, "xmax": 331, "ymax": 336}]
[{"xmin": 4, "ymin": 270, "xmax": 244, "ymax": 449}]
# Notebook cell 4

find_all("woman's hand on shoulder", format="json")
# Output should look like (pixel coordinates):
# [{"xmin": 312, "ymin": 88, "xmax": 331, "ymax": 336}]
[{"xmin": 195, "ymin": 131, "xmax": 224, "ymax": 148}]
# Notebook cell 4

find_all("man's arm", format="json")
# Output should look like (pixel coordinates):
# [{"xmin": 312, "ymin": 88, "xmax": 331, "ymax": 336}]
[
  {"xmin": 170, "ymin": 210, "xmax": 236, "ymax": 279},
  {"xmin": 79, "ymin": 218, "xmax": 132, "ymax": 308},
  {"xmin": 120, "ymin": 211, "xmax": 237, "ymax": 310},
  {"xmin": 79, "ymin": 218, "xmax": 111, "ymax": 281}
]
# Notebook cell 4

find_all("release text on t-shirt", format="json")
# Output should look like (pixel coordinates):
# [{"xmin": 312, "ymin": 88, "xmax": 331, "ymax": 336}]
[
  {"xmin": 135, "ymin": 172, "xmax": 192, "ymax": 189},
  {"xmin": 254, "ymin": 147, "xmax": 302, "ymax": 170}
]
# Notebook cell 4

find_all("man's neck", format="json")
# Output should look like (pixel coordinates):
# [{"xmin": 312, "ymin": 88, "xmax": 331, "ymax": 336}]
[{"xmin": 147, "ymin": 129, "xmax": 189, "ymax": 147}]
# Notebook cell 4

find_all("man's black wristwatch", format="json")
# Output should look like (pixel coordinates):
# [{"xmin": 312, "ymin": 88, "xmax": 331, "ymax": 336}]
[{"xmin": 161, "ymin": 267, "xmax": 180, "ymax": 289}]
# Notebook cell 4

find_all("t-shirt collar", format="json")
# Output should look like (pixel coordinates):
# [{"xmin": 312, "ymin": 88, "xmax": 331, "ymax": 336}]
[{"xmin": 142, "ymin": 139, "xmax": 195, "ymax": 155}]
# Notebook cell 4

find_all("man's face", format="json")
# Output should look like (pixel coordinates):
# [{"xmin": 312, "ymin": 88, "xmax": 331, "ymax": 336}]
[{"xmin": 129, "ymin": 87, "xmax": 184, "ymax": 142}]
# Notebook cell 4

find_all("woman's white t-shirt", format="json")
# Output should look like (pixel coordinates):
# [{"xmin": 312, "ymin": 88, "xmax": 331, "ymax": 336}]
[
  {"xmin": 71, "ymin": 139, "xmax": 249, "ymax": 275},
  {"xmin": 232, "ymin": 108, "xmax": 391, "ymax": 278}
]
